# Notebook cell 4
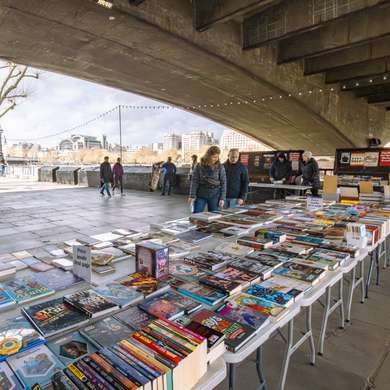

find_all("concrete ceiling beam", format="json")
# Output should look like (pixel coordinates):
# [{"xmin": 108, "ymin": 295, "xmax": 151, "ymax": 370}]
[
  {"xmin": 193, "ymin": 0, "xmax": 277, "ymax": 32},
  {"xmin": 277, "ymin": 3, "xmax": 390, "ymax": 64},
  {"xmin": 243, "ymin": 0, "xmax": 388, "ymax": 49}
]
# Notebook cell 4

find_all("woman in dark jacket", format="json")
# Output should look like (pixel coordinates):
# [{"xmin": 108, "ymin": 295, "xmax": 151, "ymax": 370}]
[
  {"xmin": 189, "ymin": 146, "xmax": 226, "ymax": 213},
  {"xmin": 301, "ymin": 151, "xmax": 320, "ymax": 196}
]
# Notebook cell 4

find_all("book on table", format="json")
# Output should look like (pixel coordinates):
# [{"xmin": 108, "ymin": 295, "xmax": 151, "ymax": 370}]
[
  {"xmin": 94, "ymin": 283, "xmax": 144, "ymax": 308},
  {"xmin": 183, "ymin": 252, "xmax": 227, "ymax": 271},
  {"xmin": 33, "ymin": 268, "xmax": 83, "ymax": 291},
  {"xmin": 0, "ymin": 361, "xmax": 23, "ymax": 389},
  {"xmin": 213, "ymin": 266, "xmax": 261, "ymax": 287},
  {"xmin": 272, "ymin": 261, "xmax": 326, "ymax": 285},
  {"xmin": 198, "ymin": 274, "xmax": 242, "ymax": 296},
  {"xmin": 214, "ymin": 242, "xmax": 254, "ymax": 257},
  {"xmin": 229, "ymin": 257, "xmax": 273, "ymax": 279},
  {"xmin": 245, "ymin": 283, "xmax": 295, "ymax": 307},
  {"xmin": 116, "ymin": 272, "xmax": 170, "ymax": 297},
  {"xmin": 0, "ymin": 287, "xmax": 15, "ymax": 311},
  {"xmin": 114, "ymin": 305, "xmax": 156, "ymax": 330},
  {"xmin": 168, "ymin": 261, "xmax": 207, "ymax": 283},
  {"xmin": 237, "ymin": 236, "xmax": 274, "ymax": 250}
]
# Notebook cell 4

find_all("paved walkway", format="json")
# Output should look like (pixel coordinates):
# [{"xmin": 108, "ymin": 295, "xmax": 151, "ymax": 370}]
[{"xmin": 0, "ymin": 179, "xmax": 389, "ymax": 390}]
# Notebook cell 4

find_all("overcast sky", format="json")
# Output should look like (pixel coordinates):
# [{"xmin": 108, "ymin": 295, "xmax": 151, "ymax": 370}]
[{"xmin": 1, "ymin": 67, "xmax": 228, "ymax": 147}]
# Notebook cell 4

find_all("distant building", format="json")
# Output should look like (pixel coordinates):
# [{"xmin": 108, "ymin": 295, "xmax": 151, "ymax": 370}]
[
  {"xmin": 0, "ymin": 125, "xmax": 4, "ymax": 160},
  {"xmin": 181, "ymin": 131, "xmax": 216, "ymax": 155},
  {"xmin": 58, "ymin": 134, "xmax": 107, "ymax": 151},
  {"xmin": 151, "ymin": 142, "xmax": 163, "ymax": 153},
  {"xmin": 220, "ymin": 129, "xmax": 269, "ymax": 152},
  {"xmin": 163, "ymin": 133, "xmax": 182, "ymax": 151}
]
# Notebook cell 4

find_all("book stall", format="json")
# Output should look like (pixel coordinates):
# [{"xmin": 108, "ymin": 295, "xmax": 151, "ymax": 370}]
[{"xmin": 0, "ymin": 198, "xmax": 389, "ymax": 390}]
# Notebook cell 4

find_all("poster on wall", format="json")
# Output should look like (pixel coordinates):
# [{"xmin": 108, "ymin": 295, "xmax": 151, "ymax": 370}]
[
  {"xmin": 379, "ymin": 151, "xmax": 390, "ymax": 167},
  {"xmin": 262, "ymin": 153, "xmax": 275, "ymax": 170},
  {"xmin": 364, "ymin": 151, "xmax": 379, "ymax": 167},
  {"xmin": 339, "ymin": 152, "xmax": 351, "ymax": 165},
  {"xmin": 289, "ymin": 152, "xmax": 301, "ymax": 171},
  {"xmin": 350, "ymin": 152, "xmax": 365, "ymax": 166}
]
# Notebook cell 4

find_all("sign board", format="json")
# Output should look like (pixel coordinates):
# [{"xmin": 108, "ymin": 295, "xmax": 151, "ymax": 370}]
[
  {"xmin": 306, "ymin": 196, "xmax": 324, "ymax": 210},
  {"xmin": 323, "ymin": 175, "xmax": 337, "ymax": 194},
  {"xmin": 359, "ymin": 181, "xmax": 373, "ymax": 194},
  {"xmin": 73, "ymin": 245, "xmax": 92, "ymax": 283}
]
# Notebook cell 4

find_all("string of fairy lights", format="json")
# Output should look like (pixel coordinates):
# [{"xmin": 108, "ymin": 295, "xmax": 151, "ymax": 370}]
[{"xmin": 9, "ymin": 85, "xmax": 338, "ymax": 142}]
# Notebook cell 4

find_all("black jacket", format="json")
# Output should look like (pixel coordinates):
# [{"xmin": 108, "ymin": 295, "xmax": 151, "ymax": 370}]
[
  {"xmin": 100, "ymin": 161, "xmax": 112, "ymax": 183},
  {"xmin": 301, "ymin": 158, "xmax": 320, "ymax": 189},
  {"xmin": 223, "ymin": 161, "xmax": 249, "ymax": 200},
  {"xmin": 270, "ymin": 159, "xmax": 292, "ymax": 181}
]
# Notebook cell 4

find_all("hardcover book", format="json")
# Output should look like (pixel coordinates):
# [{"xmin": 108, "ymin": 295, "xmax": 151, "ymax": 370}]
[
  {"xmin": 138, "ymin": 290, "xmax": 201, "ymax": 320},
  {"xmin": 47, "ymin": 331, "xmax": 97, "ymax": 365},
  {"xmin": 273, "ymin": 261, "xmax": 325, "ymax": 285},
  {"xmin": 7, "ymin": 345, "xmax": 64, "ymax": 389},
  {"xmin": 232, "ymin": 293, "xmax": 286, "ymax": 318},
  {"xmin": 117, "ymin": 272, "xmax": 170, "ymax": 297},
  {"xmin": 64, "ymin": 289, "xmax": 119, "ymax": 318},
  {"xmin": 174, "ymin": 281, "xmax": 227, "ymax": 306},
  {"xmin": 33, "ymin": 269, "xmax": 83, "ymax": 292},
  {"xmin": 114, "ymin": 306, "xmax": 156, "ymax": 330},
  {"xmin": 199, "ymin": 274, "xmax": 242, "ymax": 295},
  {"xmin": 94, "ymin": 283, "xmax": 143, "ymax": 308},
  {"xmin": 1, "ymin": 277, "xmax": 55, "ymax": 304},
  {"xmin": 191, "ymin": 309, "xmax": 255, "ymax": 352},
  {"xmin": 0, "ymin": 316, "xmax": 45, "ymax": 361},
  {"xmin": 22, "ymin": 298, "xmax": 89, "ymax": 337},
  {"xmin": 80, "ymin": 317, "xmax": 133, "ymax": 348},
  {"xmin": 0, "ymin": 361, "xmax": 23, "ymax": 389},
  {"xmin": 215, "ymin": 300, "xmax": 271, "ymax": 330},
  {"xmin": 136, "ymin": 241, "xmax": 169, "ymax": 281}
]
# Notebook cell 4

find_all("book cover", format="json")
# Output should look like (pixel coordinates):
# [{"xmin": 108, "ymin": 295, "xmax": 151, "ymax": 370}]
[
  {"xmin": 1, "ymin": 277, "xmax": 55, "ymax": 304},
  {"xmin": 0, "ymin": 287, "xmax": 15, "ymax": 311},
  {"xmin": 185, "ymin": 321, "xmax": 225, "ymax": 350},
  {"xmin": 64, "ymin": 289, "xmax": 119, "ymax": 318},
  {"xmin": 199, "ymin": 274, "xmax": 241, "ymax": 295},
  {"xmin": 254, "ymin": 276, "xmax": 310, "ymax": 299},
  {"xmin": 229, "ymin": 258, "xmax": 271, "ymax": 276},
  {"xmin": 273, "ymin": 262, "xmax": 325, "ymax": 284},
  {"xmin": 138, "ymin": 290, "xmax": 201, "ymax": 320},
  {"xmin": 177, "ymin": 230, "xmax": 212, "ymax": 243},
  {"xmin": 80, "ymin": 317, "xmax": 132, "ymax": 348},
  {"xmin": 136, "ymin": 241, "xmax": 170, "ymax": 281},
  {"xmin": 8, "ymin": 345, "xmax": 64, "ymax": 389},
  {"xmin": 33, "ymin": 269, "xmax": 83, "ymax": 292},
  {"xmin": 232, "ymin": 293, "xmax": 285, "ymax": 317},
  {"xmin": 169, "ymin": 261, "xmax": 206, "ymax": 283},
  {"xmin": 0, "ymin": 361, "xmax": 23, "ymax": 389},
  {"xmin": 51, "ymin": 371, "xmax": 78, "ymax": 390},
  {"xmin": 183, "ymin": 252, "xmax": 227, "ymax": 271},
  {"xmin": 215, "ymin": 300, "xmax": 270, "ymax": 330},
  {"xmin": 94, "ymin": 283, "xmax": 143, "ymax": 308},
  {"xmin": 47, "ymin": 331, "xmax": 97, "ymax": 365},
  {"xmin": 214, "ymin": 242, "xmax": 254, "ymax": 257},
  {"xmin": 22, "ymin": 298, "xmax": 89, "ymax": 337},
  {"xmin": 237, "ymin": 236, "xmax": 274, "ymax": 250},
  {"xmin": 191, "ymin": 309, "xmax": 255, "ymax": 352},
  {"xmin": 0, "ymin": 316, "xmax": 45, "ymax": 361},
  {"xmin": 246, "ymin": 284, "xmax": 295, "ymax": 307},
  {"xmin": 214, "ymin": 266, "xmax": 259, "ymax": 284},
  {"xmin": 292, "ymin": 257, "xmax": 338, "ymax": 271},
  {"xmin": 114, "ymin": 306, "xmax": 156, "ymax": 330},
  {"xmin": 273, "ymin": 242, "xmax": 313, "ymax": 255},
  {"xmin": 117, "ymin": 272, "xmax": 169, "ymax": 296},
  {"xmin": 175, "ymin": 282, "xmax": 227, "ymax": 306}
]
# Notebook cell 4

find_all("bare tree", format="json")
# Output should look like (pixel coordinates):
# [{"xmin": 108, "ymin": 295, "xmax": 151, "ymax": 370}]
[{"xmin": 0, "ymin": 61, "xmax": 39, "ymax": 119}]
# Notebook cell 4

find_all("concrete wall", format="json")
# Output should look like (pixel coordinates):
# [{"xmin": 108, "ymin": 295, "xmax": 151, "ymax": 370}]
[
  {"xmin": 56, "ymin": 166, "xmax": 81, "ymax": 185},
  {"xmin": 38, "ymin": 166, "xmax": 59, "ymax": 182}
]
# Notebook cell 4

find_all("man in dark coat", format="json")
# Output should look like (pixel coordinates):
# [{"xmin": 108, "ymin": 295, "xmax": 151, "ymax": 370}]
[
  {"xmin": 269, "ymin": 152, "xmax": 292, "ymax": 199},
  {"xmin": 301, "ymin": 151, "xmax": 320, "ymax": 196},
  {"xmin": 161, "ymin": 156, "xmax": 177, "ymax": 196},
  {"xmin": 223, "ymin": 148, "xmax": 249, "ymax": 208},
  {"xmin": 100, "ymin": 156, "xmax": 112, "ymax": 197}
]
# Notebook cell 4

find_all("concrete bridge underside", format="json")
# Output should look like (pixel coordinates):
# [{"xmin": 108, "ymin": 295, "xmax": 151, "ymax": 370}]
[{"xmin": 0, "ymin": 0, "xmax": 389, "ymax": 154}]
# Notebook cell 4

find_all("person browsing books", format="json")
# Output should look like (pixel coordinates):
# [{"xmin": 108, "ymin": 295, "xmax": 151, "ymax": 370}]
[
  {"xmin": 189, "ymin": 145, "xmax": 226, "ymax": 213},
  {"xmin": 223, "ymin": 148, "xmax": 249, "ymax": 208},
  {"xmin": 269, "ymin": 152, "xmax": 292, "ymax": 199},
  {"xmin": 112, "ymin": 157, "xmax": 124, "ymax": 196},
  {"xmin": 301, "ymin": 151, "xmax": 320, "ymax": 196},
  {"xmin": 100, "ymin": 156, "xmax": 113, "ymax": 198}
]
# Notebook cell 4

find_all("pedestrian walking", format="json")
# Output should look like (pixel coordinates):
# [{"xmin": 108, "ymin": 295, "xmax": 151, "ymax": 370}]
[
  {"xmin": 301, "ymin": 151, "xmax": 320, "ymax": 196},
  {"xmin": 112, "ymin": 157, "xmax": 124, "ymax": 196},
  {"xmin": 100, "ymin": 156, "xmax": 112, "ymax": 197},
  {"xmin": 161, "ymin": 157, "xmax": 176, "ymax": 196},
  {"xmin": 0, "ymin": 158, "xmax": 6, "ymax": 177},
  {"xmin": 189, "ymin": 145, "xmax": 226, "ymax": 213},
  {"xmin": 223, "ymin": 148, "xmax": 249, "ymax": 208}
]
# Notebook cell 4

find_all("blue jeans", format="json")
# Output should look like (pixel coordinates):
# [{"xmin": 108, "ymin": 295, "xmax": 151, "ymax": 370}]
[
  {"xmin": 225, "ymin": 198, "xmax": 238, "ymax": 208},
  {"xmin": 193, "ymin": 197, "xmax": 219, "ymax": 213},
  {"xmin": 100, "ymin": 182, "xmax": 111, "ymax": 196}
]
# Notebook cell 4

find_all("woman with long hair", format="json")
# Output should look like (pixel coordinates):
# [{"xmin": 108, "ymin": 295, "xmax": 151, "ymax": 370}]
[{"xmin": 188, "ymin": 145, "xmax": 226, "ymax": 213}]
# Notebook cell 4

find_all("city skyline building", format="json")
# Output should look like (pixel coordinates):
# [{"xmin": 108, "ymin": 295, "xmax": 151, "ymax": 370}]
[
  {"xmin": 181, "ymin": 131, "xmax": 216, "ymax": 156},
  {"xmin": 219, "ymin": 129, "xmax": 269, "ymax": 152},
  {"xmin": 58, "ymin": 134, "xmax": 107, "ymax": 151},
  {"xmin": 163, "ymin": 133, "xmax": 182, "ymax": 151}
]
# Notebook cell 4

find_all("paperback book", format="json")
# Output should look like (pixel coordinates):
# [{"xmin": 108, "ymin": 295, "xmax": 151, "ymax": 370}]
[
  {"xmin": 47, "ymin": 331, "xmax": 97, "ymax": 365},
  {"xmin": 191, "ymin": 309, "xmax": 255, "ymax": 352},
  {"xmin": 237, "ymin": 236, "xmax": 274, "ymax": 250},
  {"xmin": 94, "ymin": 283, "xmax": 143, "ymax": 308},
  {"xmin": 253, "ymin": 276, "xmax": 310, "ymax": 300},
  {"xmin": 114, "ymin": 306, "xmax": 156, "ymax": 330},
  {"xmin": 0, "ymin": 263, "xmax": 16, "ymax": 280},
  {"xmin": 80, "ymin": 317, "xmax": 133, "ymax": 348},
  {"xmin": 33, "ymin": 268, "xmax": 83, "ymax": 292},
  {"xmin": 185, "ymin": 321, "xmax": 225, "ymax": 350},
  {"xmin": 273, "ymin": 261, "xmax": 325, "ymax": 285},
  {"xmin": 177, "ymin": 230, "xmax": 212, "ymax": 243},
  {"xmin": 64, "ymin": 289, "xmax": 119, "ymax": 318},
  {"xmin": 0, "ymin": 361, "xmax": 23, "ymax": 389},
  {"xmin": 22, "ymin": 298, "xmax": 89, "ymax": 337},
  {"xmin": 7, "ymin": 345, "xmax": 64, "ymax": 389},
  {"xmin": 138, "ymin": 290, "xmax": 201, "ymax": 320},
  {"xmin": 216, "ymin": 300, "xmax": 271, "ymax": 330},
  {"xmin": 0, "ymin": 316, "xmax": 45, "ymax": 361},
  {"xmin": 117, "ymin": 272, "xmax": 170, "ymax": 297},
  {"xmin": 232, "ymin": 293, "xmax": 286, "ymax": 318},
  {"xmin": 229, "ymin": 258, "xmax": 273, "ymax": 278},
  {"xmin": 214, "ymin": 266, "xmax": 260, "ymax": 286},
  {"xmin": 183, "ymin": 253, "xmax": 227, "ymax": 271},
  {"xmin": 214, "ymin": 242, "xmax": 254, "ymax": 257},
  {"xmin": 1, "ymin": 277, "xmax": 55, "ymax": 304},
  {"xmin": 169, "ymin": 261, "xmax": 206, "ymax": 283},
  {"xmin": 198, "ymin": 274, "xmax": 242, "ymax": 296},
  {"xmin": 0, "ymin": 287, "xmax": 15, "ymax": 311},
  {"xmin": 245, "ymin": 284, "xmax": 295, "ymax": 307},
  {"xmin": 174, "ymin": 281, "xmax": 227, "ymax": 306},
  {"xmin": 273, "ymin": 242, "xmax": 314, "ymax": 256}
]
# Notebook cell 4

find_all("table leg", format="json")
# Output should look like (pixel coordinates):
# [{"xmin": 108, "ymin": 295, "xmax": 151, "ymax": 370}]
[
  {"xmin": 365, "ymin": 251, "xmax": 375, "ymax": 299},
  {"xmin": 228, "ymin": 363, "xmax": 237, "ymax": 390},
  {"xmin": 318, "ymin": 278, "xmax": 344, "ymax": 356},
  {"xmin": 346, "ymin": 266, "xmax": 356, "ymax": 323},
  {"xmin": 305, "ymin": 305, "xmax": 316, "ymax": 365},
  {"xmin": 278, "ymin": 319, "xmax": 294, "ymax": 390},
  {"xmin": 376, "ymin": 247, "xmax": 380, "ymax": 286},
  {"xmin": 255, "ymin": 346, "xmax": 268, "ymax": 390}
]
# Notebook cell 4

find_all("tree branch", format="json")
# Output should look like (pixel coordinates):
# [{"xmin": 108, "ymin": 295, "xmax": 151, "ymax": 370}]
[{"xmin": 0, "ymin": 101, "xmax": 16, "ymax": 119}]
